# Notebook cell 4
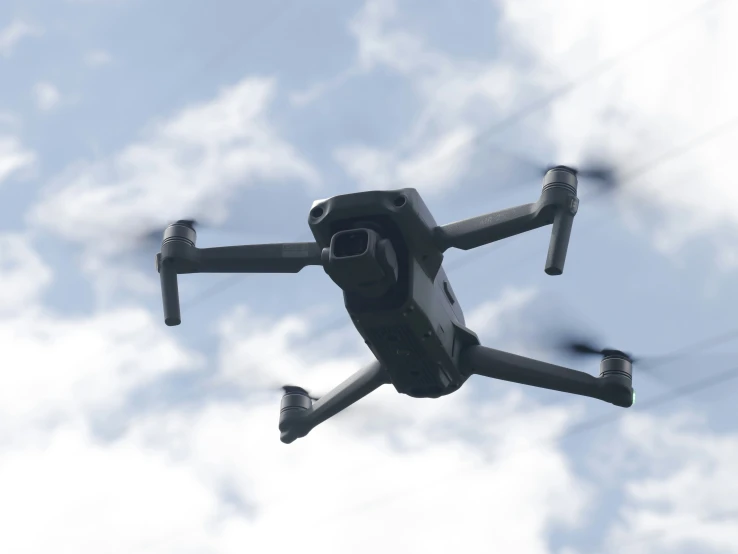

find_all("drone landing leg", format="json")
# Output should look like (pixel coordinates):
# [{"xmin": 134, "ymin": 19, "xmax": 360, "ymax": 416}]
[
  {"xmin": 459, "ymin": 344, "xmax": 631, "ymax": 406},
  {"xmin": 279, "ymin": 360, "xmax": 391, "ymax": 444}
]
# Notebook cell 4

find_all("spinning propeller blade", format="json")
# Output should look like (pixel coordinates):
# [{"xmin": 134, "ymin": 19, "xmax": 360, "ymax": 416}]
[
  {"xmin": 532, "ymin": 294, "xmax": 738, "ymax": 378},
  {"xmin": 556, "ymin": 335, "xmax": 637, "ymax": 363},
  {"xmin": 281, "ymin": 385, "xmax": 320, "ymax": 401},
  {"xmin": 137, "ymin": 218, "xmax": 199, "ymax": 248},
  {"xmin": 495, "ymin": 145, "xmax": 620, "ymax": 195},
  {"xmin": 567, "ymin": 340, "xmax": 605, "ymax": 356},
  {"xmin": 136, "ymin": 217, "xmax": 260, "ymax": 253},
  {"xmin": 540, "ymin": 162, "xmax": 618, "ymax": 193},
  {"xmin": 242, "ymin": 383, "xmax": 321, "ymax": 401}
]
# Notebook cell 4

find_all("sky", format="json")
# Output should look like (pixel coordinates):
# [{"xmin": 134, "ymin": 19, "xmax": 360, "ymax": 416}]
[{"xmin": 1, "ymin": 0, "xmax": 738, "ymax": 552}]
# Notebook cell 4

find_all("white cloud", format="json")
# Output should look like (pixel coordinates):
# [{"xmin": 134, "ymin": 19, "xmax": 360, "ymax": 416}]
[
  {"xmin": 84, "ymin": 49, "xmax": 112, "ymax": 67},
  {"xmin": 11, "ymin": 239, "xmax": 736, "ymax": 552},
  {"xmin": 215, "ymin": 305, "xmax": 368, "ymax": 395},
  {"xmin": 600, "ymin": 411, "xmax": 738, "ymax": 553},
  {"xmin": 0, "ymin": 423, "xmax": 233, "ymax": 554},
  {"xmin": 313, "ymin": 0, "xmax": 738, "ymax": 263},
  {"xmin": 8, "ymin": 294, "xmax": 738, "ymax": 554},
  {"xmin": 2, "ymin": 263, "xmax": 735, "ymax": 553},
  {"xmin": 289, "ymin": 66, "xmax": 361, "ymax": 107},
  {"xmin": 335, "ymin": 125, "xmax": 478, "ymax": 193},
  {"xmin": 32, "ymin": 82, "xmax": 61, "ymax": 111},
  {"xmin": 0, "ymin": 20, "xmax": 42, "ymax": 58},
  {"xmin": 0, "ymin": 234, "xmax": 52, "ymax": 314},
  {"xmin": 0, "ymin": 233, "xmax": 203, "ymax": 455},
  {"xmin": 0, "ymin": 305, "xmax": 204, "ymax": 444},
  {"xmin": 122, "ymin": 396, "xmax": 587, "ymax": 554},
  {"xmin": 0, "ymin": 135, "xmax": 35, "ymax": 184},
  {"xmin": 467, "ymin": 285, "xmax": 539, "ymax": 341},
  {"xmin": 29, "ymin": 77, "xmax": 321, "ymax": 258},
  {"xmin": 317, "ymin": 0, "xmax": 525, "ymax": 195},
  {"xmin": 0, "ymin": 388, "xmax": 587, "ymax": 554},
  {"xmin": 493, "ymin": 0, "xmax": 738, "ymax": 258},
  {"xmin": 139, "ymin": 293, "xmax": 589, "ymax": 552},
  {"xmin": 0, "ymin": 258, "xmax": 591, "ymax": 553}
]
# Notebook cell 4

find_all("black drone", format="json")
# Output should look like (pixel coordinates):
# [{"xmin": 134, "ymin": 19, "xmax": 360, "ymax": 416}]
[{"xmin": 156, "ymin": 166, "xmax": 634, "ymax": 444}]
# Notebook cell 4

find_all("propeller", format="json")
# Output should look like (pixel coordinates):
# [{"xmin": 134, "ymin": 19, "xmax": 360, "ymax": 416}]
[
  {"xmin": 529, "ymin": 293, "xmax": 738, "ymax": 388},
  {"xmin": 135, "ymin": 218, "xmax": 198, "ymax": 248},
  {"xmin": 540, "ymin": 162, "xmax": 618, "ymax": 194},
  {"xmin": 551, "ymin": 332, "xmax": 706, "ymax": 373},
  {"xmin": 143, "ymin": 217, "xmax": 203, "ymax": 237},
  {"xmin": 135, "ymin": 217, "xmax": 263, "ymax": 253},
  {"xmin": 236, "ymin": 382, "xmax": 321, "ymax": 401},
  {"xmin": 493, "ymin": 145, "xmax": 620, "ymax": 195},
  {"xmin": 557, "ymin": 336, "xmax": 638, "ymax": 363},
  {"xmin": 281, "ymin": 385, "xmax": 320, "ymax": 401}
]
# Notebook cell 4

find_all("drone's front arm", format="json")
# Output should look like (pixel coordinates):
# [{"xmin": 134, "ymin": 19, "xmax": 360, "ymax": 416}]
[
  {"xmin": 435, "ymin": 167, "xmax": 579, "ymax": 275},
  {"xmin": 159, "ymin": 238, "xmax": 323, "ymax": 276},
  {"xmin": 279, "ymin": 360, "xmax": 391, "ymax": 444},
  {"xmin": 156, "ymin": 222, "xmax": 323, "ymax": 325},
  {"xmin": 194, "ymin": 243, "xmax": 324, "ymax": 273},
  {"xmin": 459, "ymin": 345, "xmax": 634, "ymax": 408}
]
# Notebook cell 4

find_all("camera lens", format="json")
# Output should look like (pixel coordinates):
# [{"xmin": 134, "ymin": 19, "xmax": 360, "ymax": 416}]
[{"xmin": 333, "ymin": 230, "xmax": 369, "ymax": 257}]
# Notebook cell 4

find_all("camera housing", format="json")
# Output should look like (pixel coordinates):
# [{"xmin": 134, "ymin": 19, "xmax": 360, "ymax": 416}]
[{"xmin": 321, "ymin": 228, "xmax": 399, "ymax": 298}]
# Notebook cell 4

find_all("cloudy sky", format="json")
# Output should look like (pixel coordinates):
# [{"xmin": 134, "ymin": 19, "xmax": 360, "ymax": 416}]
[{"xmin": 1, "ymin": 0, "xmax": 738, "ymax": 552}]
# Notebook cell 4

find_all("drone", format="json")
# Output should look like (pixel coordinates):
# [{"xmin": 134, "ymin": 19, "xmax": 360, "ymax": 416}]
[{"xmin": 155, "ymin": 166, "xmax": 634, "ymax": 444}]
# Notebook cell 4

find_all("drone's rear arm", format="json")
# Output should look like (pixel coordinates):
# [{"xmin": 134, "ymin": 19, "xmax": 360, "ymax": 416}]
[
  {"xmin": 459, "ymin": 345, "xmax": 634, "ymax": 408},
  {"xmin": 279, "ymin": 360, "xmax": 391, "ymax": 444}
]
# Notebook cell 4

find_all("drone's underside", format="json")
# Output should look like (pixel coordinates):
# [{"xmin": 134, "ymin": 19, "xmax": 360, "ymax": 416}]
[{"xmin": 156, "ymin": 166, "xmax": 634, "ymax": 444}]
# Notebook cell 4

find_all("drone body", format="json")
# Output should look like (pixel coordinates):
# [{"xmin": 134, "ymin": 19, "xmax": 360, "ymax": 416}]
[
  {"xmin": 156, "ymin": 167, "xmax": 635, "ymax": 444},
  {"xmin": 310, "ymin": 187, "xmax": 477, "ymax": 400}
]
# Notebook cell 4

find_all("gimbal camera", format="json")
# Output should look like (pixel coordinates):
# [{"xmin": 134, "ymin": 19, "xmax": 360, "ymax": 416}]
[{"xmin": 156, "ymin": 167, "xmax": 634, "ymax": 444}]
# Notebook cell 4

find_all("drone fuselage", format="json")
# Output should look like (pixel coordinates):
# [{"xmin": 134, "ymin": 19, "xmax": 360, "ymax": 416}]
[
  {"xmin": 308, "ymin": 189, "xmax": 481, "ymax": 398},
  {"xmin": 156, "ymin": 169, "xmax": 639, "ymax": 445}
]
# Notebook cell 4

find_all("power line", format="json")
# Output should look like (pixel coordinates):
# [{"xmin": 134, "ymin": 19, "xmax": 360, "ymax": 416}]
[
  {"xmin": 34, "ymin": 0, "xmax": 305, "ymax": 426},
  {"xmin": 436, "ymin": 115, "xmax": 738, "ymax": 400},
  {"xmin": 97, "ymin": 2, "xmax": 302, "ymax": 312},
  {"xmin": 444, "ymin": 113, "xmax": 738, "ymax": 276},
  {"xmin": 149, "ymin": 0, "xmax": 301, "ymax": 118},
  {"xmin": 93, "ymin": 1, "xmax": 301, "ymax": 159},
  {"xmin": 459, "ymin": 0, "xmax": 729, "ymax": 164},
  {"xmin": 489, "ymin": 326, "xmax": 738, "ymax": 446},
  {"xmin": 176, "ymin": 0, "xmax": 728, "ymax": 312},
  {"xmin": 324, "ymin": 362, "xmax": 738, "ymax": 524},
  {"xmin": 393, "ymin": 0, "xmax": 725, "ymax": 165},
  {"xmin": 176, "ymin": 116, "xmax": 738, "ymax": 502},
  {"xmin": 183, "ymin": 110, "xmax": 738, "ymax": 331},
  {"xmin": 465, "ymin": 326, "xmax": 738, "ymax": 449},
  {"xmin": 143, "ymin": 3, "xmax": 738, "ymax": 538},
  {"xmin": 284, "ymin": 113, "xmax": 738, "ymax": 340}
]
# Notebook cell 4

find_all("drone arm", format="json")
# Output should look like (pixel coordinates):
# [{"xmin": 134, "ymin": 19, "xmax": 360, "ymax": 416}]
[
  {"xmin": 279, "ymin": 360, "xmax": 391, "ymax": 444},
  {"xmin": 435, "ymin": 203, "xmax": 545, "ymax": 252},
  {"xmin": 188, "ymin": 242, "xmax": 323, "ymax": 274},
  {"xmin": 309, "ymin": 360, "xmax": 391, "ymax": 429},
  {"xmin": 434, "ymin": 169, "xmax": 579, "ymax": 275},
  {"xmin": 156, "ymin": 241, "xmax": 323, "ymax": 326},
  {"xmin": 459, "ymin": 344, "xmax": 625, "ymax": 405}
]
